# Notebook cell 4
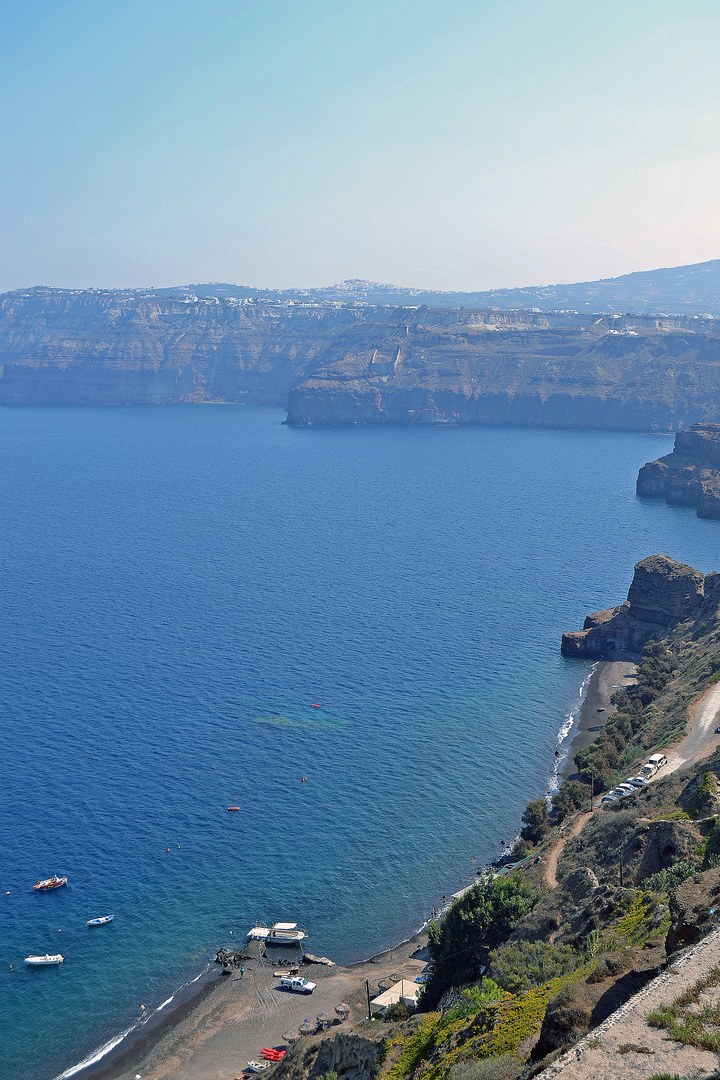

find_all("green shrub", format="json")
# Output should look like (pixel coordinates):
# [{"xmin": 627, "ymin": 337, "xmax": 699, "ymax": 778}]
[
  {"xmin": 520, "ymin": 800, "xmax": 550, "ymax": 844},
  {"xmin": 421, "ymin": 874, "xmax": 539, "ymax": 1009},
  {"xmin": 488, "ymin": 941, "xmax": 581, "ymax": 994},
  {"xmin": 643, "ymin": 861, "xmax": 697, "ymax": 893},
  {"xmin": 552, "ymin": 781, "xmax": 592, "ymax": 823}
]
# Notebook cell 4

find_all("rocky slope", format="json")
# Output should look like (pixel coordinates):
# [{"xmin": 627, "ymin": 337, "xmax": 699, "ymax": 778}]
[
  {"xmin": 3, "ymin": 289, "xmax": 720, "ymax": 430},
  {"xmin": 637, "ymin": 422, "xmax": 720, "ymax": 518}
]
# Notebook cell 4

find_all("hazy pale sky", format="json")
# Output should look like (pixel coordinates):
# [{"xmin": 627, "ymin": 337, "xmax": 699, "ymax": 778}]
[{"xmin": 2, "ymin": 0, "xmax": 720, "ymax": 292}]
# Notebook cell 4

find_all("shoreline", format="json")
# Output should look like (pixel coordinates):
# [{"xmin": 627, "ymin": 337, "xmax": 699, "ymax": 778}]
[
  {"xmin": 559, "ymin": 656, "xmax": 638, "ymax": 783},
  {"xmin": 55, "ymin": 663, "xmax": 623, "ymax": 1080}
]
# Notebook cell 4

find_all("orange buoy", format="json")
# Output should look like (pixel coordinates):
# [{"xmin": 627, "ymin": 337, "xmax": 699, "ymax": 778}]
[{"xmin": 166, "ymin": 848, "xmax": 170, "ymax": 852}]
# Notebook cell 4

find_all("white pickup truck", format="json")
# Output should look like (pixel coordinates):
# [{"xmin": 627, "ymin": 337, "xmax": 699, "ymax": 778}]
[{"xmin": 279, "ymin": 976, "xmax": 316, "ymax": 994}]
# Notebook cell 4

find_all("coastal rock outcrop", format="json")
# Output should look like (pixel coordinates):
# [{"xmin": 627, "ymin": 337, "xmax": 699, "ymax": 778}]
[
  {"xmin": 561, "ymin": 555, "xmax": 707, "ymax": 656},
  {"xmin": 309, "ymin": 1031, "xmax": 388, "ymax": 1080},
  {"xmin": 637, "ymin": 423, "xmax": 720, "ymax": 518}
]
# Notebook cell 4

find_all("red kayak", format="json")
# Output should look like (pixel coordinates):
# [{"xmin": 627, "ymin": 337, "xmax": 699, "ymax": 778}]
[{"xmin": 261, "ymin": 1050, "xmax": 285, "ymax": 1060}]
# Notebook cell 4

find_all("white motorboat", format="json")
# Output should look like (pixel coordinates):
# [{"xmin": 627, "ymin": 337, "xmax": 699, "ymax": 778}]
[
  {"xmin": 25, "ymin": 954, "xmax": 64, "ymax": 965},
  {"xmin": 87, "ymin": 915, "xmax": 114, "ymax": 926},
  {"xmin": 246, "ymin": 1062, "xmax": 270, "ymax": 1072},
  {"xmin": 247, "ymin": 922, "xmax": 307, "ymax": 945}
]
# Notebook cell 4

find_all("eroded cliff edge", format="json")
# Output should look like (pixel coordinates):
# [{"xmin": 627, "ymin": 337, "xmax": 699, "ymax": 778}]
[
  {"xmin": 637, "ymin": 422, "xmax": 720, "ymax": 518},
  {"xmin": 3, "ymin": 288, "xmax": 720, "ymax": 429},
  {"xmin": 286, "ymin": 311, "xmax": 720, "ymax": 430},
  {"xmin": 561, "ymin": 554, "xmax": 717, "ymax": 656}
]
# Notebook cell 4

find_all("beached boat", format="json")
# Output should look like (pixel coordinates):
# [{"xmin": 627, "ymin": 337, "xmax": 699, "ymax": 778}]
[
  {"xmin": 33, "ymin": 875, "xmax": 68, "ymax": 891},
  {"xmin": 25, "ymin": 954, "xmax": 64, "ymax": 965},
  {"xmin": 247, "ymin": 921, "xmax": 307, "ymax": 944},
  {"xmin": 87, "ymin": 915, "xmax": 114, "ymax": 926},
  {"xmin": 246, "ymin": 1061, "xmax": 270, "ymax": 1072}
]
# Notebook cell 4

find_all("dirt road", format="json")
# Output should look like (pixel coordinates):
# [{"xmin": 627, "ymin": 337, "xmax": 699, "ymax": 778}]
[{"xmin": 664, "ymin": 682, "xmax": 720, "ymax": 776}]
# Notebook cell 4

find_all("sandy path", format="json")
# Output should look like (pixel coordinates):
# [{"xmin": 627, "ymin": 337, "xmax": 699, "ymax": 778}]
[
  {"xmin": 664, "ymin": 681, "xmax": 720, "ymax": 776},
  {"xmin": 542, "ymin": 812, "xmax": 590, "ymax": 890}
]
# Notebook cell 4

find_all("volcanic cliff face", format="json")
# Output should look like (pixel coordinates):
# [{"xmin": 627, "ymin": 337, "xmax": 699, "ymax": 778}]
[
  {"xmin": 0, "ymin": 289, "xmax": 404, "ymax": 406},
  {"xmin": 561, "ymin": 554, "xmax": 709, "ymax": 656},
  {"xmin": 637, "ymin": 423, "xmax": 720, "ymax": 518},
  {"xmin": 3, "ymin": 289, "xmax": 720, "ymax": 428},
  {"xmin": 287, "ymin": 311, "xmax": 720, "ymax": 430}
]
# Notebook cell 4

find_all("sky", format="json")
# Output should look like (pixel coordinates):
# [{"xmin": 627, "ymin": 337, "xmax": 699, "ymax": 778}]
[{"xmin": 2, "ymin": 0, "xmax": 720, "ymax": 292}]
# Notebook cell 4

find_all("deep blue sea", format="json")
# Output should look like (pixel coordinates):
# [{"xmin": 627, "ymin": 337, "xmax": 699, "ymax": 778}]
[{"xmin": 1, "ymin": 406, "xmax": 719, "ymax": 1080}]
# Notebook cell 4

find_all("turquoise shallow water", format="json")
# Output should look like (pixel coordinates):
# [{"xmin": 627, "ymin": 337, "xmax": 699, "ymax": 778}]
[{"xmin": 1, "ymin": 406, "xmax": 719, "ymax": 1080}]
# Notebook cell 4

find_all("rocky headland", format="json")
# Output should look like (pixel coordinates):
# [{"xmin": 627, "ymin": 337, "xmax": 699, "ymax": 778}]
[
  {"xmin": 561, "ymin": 554, "xmax": 714, "ymax": 657},
  {"xmin": 2, "ymin": 288, "xmax": 720, "ymax": 431},
  {"xmin": 637, "ymin": 422, "xmax": 720, "ymax": 518}
]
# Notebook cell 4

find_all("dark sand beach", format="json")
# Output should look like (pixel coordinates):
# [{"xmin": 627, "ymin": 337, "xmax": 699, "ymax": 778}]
[
  {"xmin": 81, "ymin": 934, "xmax": 430, "ymax": 1080},
  {"xmin": 561, "ymin": 659, "xmax": 638, "ymax": 782}
]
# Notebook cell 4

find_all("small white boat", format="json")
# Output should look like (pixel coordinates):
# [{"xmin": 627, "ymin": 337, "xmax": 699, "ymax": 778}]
[
  {"xmin": 247, "ymin": 921, "xmax": 307, "ymax": 944},
  {"xmin": 33, "ymin": 875, "xmax": 68, "ymax": 891},
  {"xmin": 87, "ymin": 915, "xmax": 114, "ymax": 926},
  {"xmin": 25, "ymin": 954, "xmax": 64, "ymax": 965},
  {"xmin": 246, "ymin": 1062, "xmax": 269, "ymax": 1073}
]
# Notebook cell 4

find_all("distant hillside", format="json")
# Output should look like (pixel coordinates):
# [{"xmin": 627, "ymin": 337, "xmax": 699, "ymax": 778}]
[{"xmin": 142, "ymin": 257, "xmax": 720, "ymax": 315}]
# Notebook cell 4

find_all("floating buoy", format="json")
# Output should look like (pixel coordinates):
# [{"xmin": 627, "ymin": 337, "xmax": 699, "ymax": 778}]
[
  {"xmin": 5, "ymin": 891, "xmax": 9, "ymax": 895},
  {"xmin": 9, "ymin": 964, "xmax": 12, "ymax": 969}
]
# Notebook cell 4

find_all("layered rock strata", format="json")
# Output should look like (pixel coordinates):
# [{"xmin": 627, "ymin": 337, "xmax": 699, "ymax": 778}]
[
  {"xmin": 3, "ymin": 288, "xmax": 720, "ymax": 431},
  {"xmin": 561, "ymin": 554, "xmax": 708, "ymax": 656},
  {"xmin": 637, "ymin": 422, "xmax": 720, "ymax": 518}
]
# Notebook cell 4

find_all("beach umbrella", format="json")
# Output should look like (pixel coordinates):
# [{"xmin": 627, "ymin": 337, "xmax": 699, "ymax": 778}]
[
  {"xmin": 283, "ymin": 1031, "xmax": 299, "ymax": 1044},
  {"xmin": 334, "ymin": 1003, "xmax": 350, "ymax": 1020},
  {"xmin": 316, "ymin": 1013, "xmax": 330, "ymax": 1028},
  {"xmin": 298, "ymin": 1021, "xmax": 315, "ymax": 1036}
]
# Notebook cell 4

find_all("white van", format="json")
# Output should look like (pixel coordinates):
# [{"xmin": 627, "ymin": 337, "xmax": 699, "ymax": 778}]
[{"xmin": 647, "ymin": 753, "xmax": 668, "ymax": 770}]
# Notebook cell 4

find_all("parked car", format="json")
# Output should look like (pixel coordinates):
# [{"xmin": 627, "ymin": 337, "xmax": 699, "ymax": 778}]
[
  {"xmin": 627, "ymin": 776, "xmax": 650, "ymax": 787},
  {"xmin": 278, "ymin": 976, "xmax": 316, "ymax": 994},
  {"xmin": 616, "ymin": 783, "xmax": 636, "ymax": 794}
]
